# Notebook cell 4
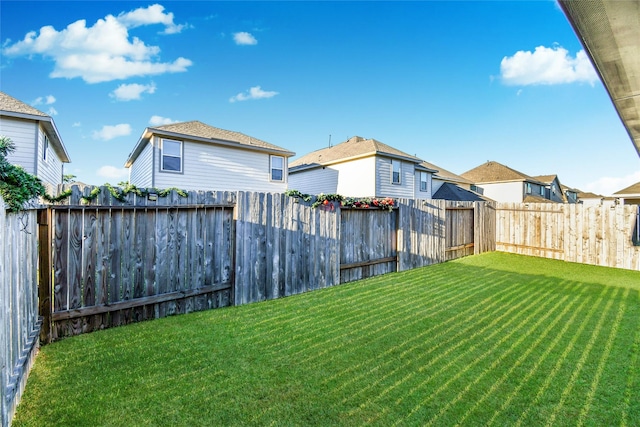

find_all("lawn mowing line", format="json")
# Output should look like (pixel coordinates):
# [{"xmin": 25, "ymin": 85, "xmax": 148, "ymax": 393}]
[
  {"xmin": 263, "ymin": 272, "xmax": 494, "ymax": 358},
  {"xmin": 620, "ymin": 290, "xmax": 640, "ymax": 427},
  {"xmin": 296, "ymin": 273, "xmax": 521, "ymax": 377},
  {"xmin": 543, "ymin": 287, "xmax": 621, "ymax": 427},
  {"xmin": 328, "ymin": 277, "xmax": 528, "ymax": 396},
  {"xmin": 347, "ymin": 278, "xmax": 554, "ymax": 417},
  {"xmin": 512, "ymin": 286, "xmax": 612, "ymax": 427},
  {"xmin": 426, "ymin": 285, "xmax": 583, "ymax": 427},
  {"xmin": 233, "ymin": 267, "xmax": 454, "ymax": 335},
  {"xmin": 576, "ymin": 288, "xmax": 629, "ymax": 427},
  {"xmin": 237, "ymin": 272, "xmax": 459, "ymax": 347},
  {"xmin": 388, "ymin": 280, "xmax": 569, "ymax": 426},
  {"xmin": 484, "ymin": 284, "xmax": 593, "ymax": 427}
]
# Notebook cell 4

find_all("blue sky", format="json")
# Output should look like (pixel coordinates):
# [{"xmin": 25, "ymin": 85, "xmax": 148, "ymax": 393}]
[{"xmin": 1, "ymin": 1, "xmax": 638, "ymax": 195}]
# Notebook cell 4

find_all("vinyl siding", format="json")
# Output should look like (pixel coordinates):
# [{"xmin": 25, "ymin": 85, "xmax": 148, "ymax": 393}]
[
  {"xmin": 0, "ymin": 116, "xmax": 37, "ymax": 174},
  {"xmin": 478, "ymin": 181, "xmax": 525, "ymax": 202},
  {"xmin": 128, "ymin": 142, "xmax": 154, "ymax": 188},
  {"xmin": 288, "ymin": 166, "xmax": 339, "ymax": 195},
  {"xmin": 334, "ymin": 156, "xmax": 376, "ymax": 197},
  {"xmin": 376, "ymin": 157, "xmax": 415, "ymax": 199},
  {"xmin": 36, "ymin": 125, "xmax": 64, "ymax": 185},
  {"xmin": 414, "ymin": 170, "xmax": 433, "ymax": 199},
  {"xmin": 152, "ymin": 137, "xmax": 289, "ymax": 192}
]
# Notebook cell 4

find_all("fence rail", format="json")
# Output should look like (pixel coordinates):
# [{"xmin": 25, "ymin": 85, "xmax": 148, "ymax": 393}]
[{"xmin": 496, "ymin": 202, "xmax": 640, "ymax": 270}]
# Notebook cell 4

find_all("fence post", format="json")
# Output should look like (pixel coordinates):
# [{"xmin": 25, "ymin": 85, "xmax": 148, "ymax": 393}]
[{"xmin": 37, "ymin": 208, "xmax": 52, "ymax": 344}]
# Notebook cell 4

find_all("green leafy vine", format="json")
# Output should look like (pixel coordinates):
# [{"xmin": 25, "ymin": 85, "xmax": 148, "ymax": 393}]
[{"xmin": 285, "ymin": 189, "xmax": 395, "ymax": 212}]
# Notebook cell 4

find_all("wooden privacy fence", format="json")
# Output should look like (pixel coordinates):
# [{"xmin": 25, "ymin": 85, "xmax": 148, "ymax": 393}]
[
  {"xmin": 39, "ymin": 186, "xmax": 496, "ymax": 341},
  {"xmin": 0, "ymin": 199, "xmax": 40, "ymax": 427},
  {"xmin": 495, "ymin": 202, "xmax": 640, "ymax": 270}
]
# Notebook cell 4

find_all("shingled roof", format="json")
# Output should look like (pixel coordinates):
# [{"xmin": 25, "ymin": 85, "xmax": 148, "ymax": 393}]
[
  {"xmin": 460, "ymin": 161, "xmax": 543, "ymax": 185},
  {"xmin": 0, "ymin": 91, "xmax": 71, "ymax": 162},
  {"xmin": 289, "ymin": 136, "xmax": 423, "ymax": 170},
  {"xmin": 421, "ymin": 160, "xmax": 472, "ymax": 185},
  {"xmin": 614, "ymin": 181, "xmax": 640, "ymax": 195},
  {"xmin": 432, "ymin": 182, "xmax": 491, "ymax": 202},
  {"xmin": 126, "ymin": 120, "xmax": 294, "ymax": 166}
]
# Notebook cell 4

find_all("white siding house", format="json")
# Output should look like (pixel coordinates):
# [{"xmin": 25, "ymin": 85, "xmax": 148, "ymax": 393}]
[
  {"xmin": 288, "ymin": 136, "xmax": 436, "ymax": 199},
  {"xmin": 124, "ymin": 121, "xmax": 295, "ymax": 192},
  {"xmin": 0, "ymin": 91, "xmax": 71, "ymax": 186}
]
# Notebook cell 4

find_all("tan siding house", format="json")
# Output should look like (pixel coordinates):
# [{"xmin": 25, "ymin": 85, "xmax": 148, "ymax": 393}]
[
  {"xmin": 0, "ymin": 91, "xmax": 71, "ymax": 186},
  {"xmin": 614, "ymin": 182, "xmax": 640, "ymax": 205},
  {"xmin": 125, "ymin": 121, "xmax": 295, "ymax": 192}
]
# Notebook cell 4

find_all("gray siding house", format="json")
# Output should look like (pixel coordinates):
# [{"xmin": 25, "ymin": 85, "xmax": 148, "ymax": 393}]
[
  {"xmin": 0, "ymin": 91, "xmax": 71, "ymax": 186},
  {"xmin": 125, "ymin": 121, "xmax": 295, "ymax": 192}
]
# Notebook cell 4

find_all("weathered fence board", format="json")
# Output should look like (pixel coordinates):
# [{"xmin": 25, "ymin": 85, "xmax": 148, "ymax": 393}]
[
  {"xmin": 496, "ymin": 202, "xmax": 640, "ymax": 270},
  {"xmin": 1, "ymin": 199, "xmax": 40, "ymax": 427},
  {"xmin": 46, "ymin": 187, "xmax": 236, "ymax": 340}
]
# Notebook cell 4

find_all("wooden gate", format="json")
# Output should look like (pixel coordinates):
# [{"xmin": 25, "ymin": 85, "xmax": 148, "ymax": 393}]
[
  {"xmin": 339, "ymin": 208, "xmax": 398, "ymax": 283},
  {"xmin": 41, "ymin": 202, "xmax": 235, "ymax": 341},
  {"xmin": 445, "ymin": 202, "xmax": 475, "ymax": 260}
]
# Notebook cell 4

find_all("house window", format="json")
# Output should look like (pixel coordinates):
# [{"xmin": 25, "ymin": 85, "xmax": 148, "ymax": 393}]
[
  {"xmin": 161, "ymin": 139, "xmax": 182, "ymax": 172},
  {"xmin": 420, "ymin": 172, "xmax": 428, "ymax": 192},
  {"xmin": 392, "ymin": 159, "xmax": 401, "ymax": 184},
  {"xmin": 525, "ymin": 183, "xmax": 532, "ymax": 194},
  {"xmin": 271, "ymin": 155, "xmax": 284, "ymax": 182},
  {"xmin": 540, "ymin": 186, "xmax": 545, "ymax": 196},
  {"xmin": 43, "ymin": 135, "xmax": 49, "ymax": 161}
]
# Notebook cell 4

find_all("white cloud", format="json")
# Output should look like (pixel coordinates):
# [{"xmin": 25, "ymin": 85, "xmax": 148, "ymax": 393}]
[
  {"xmin": 72, "ymin": 122, "xmax": 81, "ymax": 127},
  {"xmin": 149, "ymin": 115, "xmax": 178, "ymax": 126},
  {"xmin": 2, "ymin": 5, "xmax": 192, "ymax": 83},
  {"xmin": 500, "ymin": 46, "xmax": 598, "ymax": 86},
  {"xmin": 33, "ymin": 95, "xmax": 56, "ymax": 105},
  {"xmin": 233, "ymin": 32, "xmax": 257, "ymax": 45},
  {"xmin": 110, "ymin": 82, "xmax": 156, "ymax": 101},
  {"xmin": 584, "ymin": 170, "xmax": 640, "ymax": 197},
  {"xmin": 47, "ymin": 107, "xmax": 58, "ymax": 116},
  {"xmin": 92, "ymin": 123, "xmax": 132, "ymax": 141},
  {"xmin": 97, "ymin": 165, "xmax": 129, "ymax": 180},
  {"xmin": 229, "ymin": 85, "xmax": 278, "ymax": 103},
  {"xmin": 117, "ymin": 4, "xmax": 186, "ymax": 34}
]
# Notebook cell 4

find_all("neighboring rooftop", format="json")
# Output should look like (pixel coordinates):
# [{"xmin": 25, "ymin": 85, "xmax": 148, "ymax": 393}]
[
  {"xmin": 614, "ymin": 181, "xmax": 640, "ymax": 196},
  {"xmin": 290, "ymin": 136, "xmax": 423, "ymax": 170},
  {"xmin": 420, "ymin": 160, "xmax": 473, "ymax": 185},
  {"xmin": 0, "ymin": 91, "xmax": 48, "ymax": 118},
  {"xmin": 460, "ymin": 161, "xmax": 542, "ymax": 185},
  {"xmin": 126, "ymin": 120, "xmax": 294, "ymax": 166},
  {"xmin": 432, "ymin": 182, "xmax": 490, "ymax": 202}
]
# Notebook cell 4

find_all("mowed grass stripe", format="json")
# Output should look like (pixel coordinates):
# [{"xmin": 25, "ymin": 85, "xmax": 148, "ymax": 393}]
[
  {"xmin": 388, "ymin": 279, "xmax": 579, "ymax": 426},
  {"xmin": 621, "ymin": 290, "xmax": 640, "ymax": 427},
  {"xmin": 513, "ymin": 285, "xmax": 613, "ymax": 427},
  {"xmin": 327, "ymin": 278, "xmax": 530, "ymax": 397},
  {"xmin": 484, "ymin": 285, "xmax": 595, "ymax": 427},
  {"xmin": 544, "ymin": 287, "xmax": 621, "ymax": 427},
  {"xmin": 434, "ymin": 280, "xmax": 590, "ymax": 426},
  {"xmin": 576, "ymin": 288, "xmax": 629, "ymax": 427}
]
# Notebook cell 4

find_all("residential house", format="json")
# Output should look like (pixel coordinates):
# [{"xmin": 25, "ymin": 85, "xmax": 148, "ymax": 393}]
[
  {"xmin": 420, "ymin": 160, "xmax": 491, "ymax": 202},
  {"xmin": 576, "ymin": 190, "xmax": 611, "ymax": 206},
  {"xmin": 613, "ymin": 182, "xmax": 640, "ymax": 205},
  {"xmin": 288, "ymin": 136, "xmax": 437, "ymax": 199},
  {"xmin": 460, "ymin": 161, "xmax": 553, "ymax": 203},
  {"xmin": 0, "ymin": 91, "xmax": 71, "ymax": 186},
  {"xmin": 560, "ymin": 184, "xmax": 580, "ymax": 204},
  {"xmin": 124, "ymin": 121, "xmax": 295, "ymax": 192}
]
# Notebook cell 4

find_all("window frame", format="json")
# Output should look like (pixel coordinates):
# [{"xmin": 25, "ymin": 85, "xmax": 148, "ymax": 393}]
[
  {"xmin": 160, "ymin": 138, "xmax": 183, "ymax": 173},
  {"xmin": 270, "ymin": 155, "xmax": 285, "ymax": 182},
  {"xmin": 419, "ymin": 171, "xmax": 428, "ymax": 192},
  {"xmin": 391, "ymin": 159, "xmax": 401, "ymax": 185},
  {"xmin": 43, "ymin": 135, "xmax": 49, "ymax": 161}
]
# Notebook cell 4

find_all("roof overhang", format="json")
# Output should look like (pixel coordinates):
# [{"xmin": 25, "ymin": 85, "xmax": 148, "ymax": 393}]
[{"xmin": 559, "ymin": 0, "xmax": 640, "ymax": 157}]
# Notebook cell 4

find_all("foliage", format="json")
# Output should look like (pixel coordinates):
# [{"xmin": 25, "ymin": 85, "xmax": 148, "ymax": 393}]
[
  {"xmin": 0, "ymin": 136, "xmax": 47, "ymax": 211},
  {"xmin": 286, "ymin": 189, "xmax": 396, "ymax": 211},
  {"xmin": 62, "ymin": 174, "xmax": 76, "ymax": 184},
  {"xmin": 12, "ymin": 253, "xmax": 640, "ymax": 426}
]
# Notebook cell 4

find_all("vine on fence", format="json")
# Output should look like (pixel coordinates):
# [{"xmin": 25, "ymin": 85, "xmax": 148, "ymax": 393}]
[{"xmin": 284, "ymin": 189, "xmax": 395, "ymax": 212}]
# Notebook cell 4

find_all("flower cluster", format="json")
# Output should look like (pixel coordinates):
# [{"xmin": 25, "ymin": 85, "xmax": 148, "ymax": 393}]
[
  {"xmin": 343, "ymin": 197, "xmax": 395, "ymax": 212},
  {"xmin": 285, "ymin": 190, "xmax": 395, "ymax": 212}
]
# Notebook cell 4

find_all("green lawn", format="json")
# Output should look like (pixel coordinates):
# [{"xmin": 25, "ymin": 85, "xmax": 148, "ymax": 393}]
[{"xmin": 13, "ymin": 252, "xmax": 640, "ymax": 426}]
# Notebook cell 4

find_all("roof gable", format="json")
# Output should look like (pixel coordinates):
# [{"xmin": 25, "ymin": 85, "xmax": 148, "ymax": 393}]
[
  {"xmin": 290, "ymin": 135, "xmax": 422, "ymax": 169},
  {"xmin": 614, "ymin": 181, "xmax": 640, "ymax": 195},
  {"xmin": 461, "ymin": 161, "xmax": 541, "ymax": 184},
  {"xmin": 432, "ymin": 182, "xmax": 489, "ymax": 202},
  {"xmin": 0, "ymin": 91, "xmax": 48, "ymax": 117}
]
